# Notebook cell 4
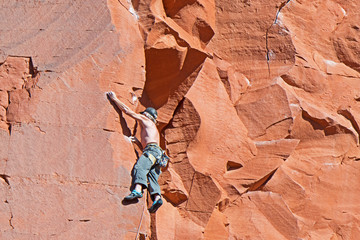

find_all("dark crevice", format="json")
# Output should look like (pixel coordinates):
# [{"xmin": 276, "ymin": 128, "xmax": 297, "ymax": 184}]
[
  {"xmin": 102, "ymin": 128, "xmax": 115, "ymax": 132},
  {"xmin": 302, "ymin": 110, "xmax": 354, "ymax": 136},
  {"xmin": 302, "ymin": 110, "xmax": 329, "ymax": 130},
  {"xmin": 6, "ymin": 91, "xmax": 11, "ymax": 135},
  {"xmin": 142, "ymin": 46, "xmax": 206, "ymax": 110},
  {"xmin": 266, "ymin": 117, "xmax": 292, "ymax": 130},
  {"xmin": 26, "ymin": 88, "xmax": 32, "ymax": 98},
  {"xmin": 8, "ymin": 123, "xmax": 12, "ymax": 135},
  {"xmin": 226, "ymin": 161, "xmax": 243, "ymax": 171},
  {"xmin": 131, "ymin": 0, "xmax": 140, "ymax": 11},
  {"xmin": 296, "ymin": 54, "xmax": 308, "ymax": 62},
  {"xmin": 2, "ymin": 162, "xmax": 13, "ymax": 230},
  {"xmin": 216, "ymin": 67, "xmax": 232, "ymax": 100},
  {"xmin": 248, "ymin": 169, "xmax": 277, "ymax": 191},
  {"xmin": 28, "ymin": 57, "xmax": 38, "ymax": 78},
  {"xmin": 162, "ymin": 190, "xmax": 188, "ymax": 206},
  {"xmin": 9, "ymin": 211, "xmax": 14, "ymax": 229},
  {"xmin": 0, "ymin": 174, "xmax": 10, "ymax": 185},
  {"xmin": 274, "ymin": 1, "xmax": 291, "ymax": 23},
  {"xmin": 79, "ymin": 219, "xmax": 90, "ymax": 222},
  {"xmin": 278, "ymin": 155, "xmax": 290, "ymax": 160},
  {"xmin": 163, "ymin": 0, "xmax": 197, "ymax": 18},
  {"xmin": 265, "ymin": 0, "xmax": 292, "ymax": 77},
  {"xmin": 7, "ymin": 91, "xmax": 11, "ymax": 105},
  {"xmin": 3, "ymin": 186, "xmax": 14, "ymax": 230},
  {"xmin": 337, "ymin": 109, "xmax": 360, "ymax": 142},
  {"xmin": 132, "ymin": 87, "xmax": 143, "ymax": 91}
]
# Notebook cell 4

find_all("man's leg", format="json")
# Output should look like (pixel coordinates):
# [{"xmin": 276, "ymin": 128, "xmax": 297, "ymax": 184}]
[
  {"xmin": 134, "ymin": 184, "xmax": 142, "ymax": 193},
  {"xmin": 147, "ymin": 166, "xmax": 163, "ymax": 213},
  {"xmin": 124, "ymin": 154, "xmax": 153, "ymax": 200}
]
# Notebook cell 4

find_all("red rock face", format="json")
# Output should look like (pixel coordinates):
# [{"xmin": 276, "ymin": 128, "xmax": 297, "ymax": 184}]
[{"xmin": 1, "ymin": 0, "xmax": 360, "ymax": 239}]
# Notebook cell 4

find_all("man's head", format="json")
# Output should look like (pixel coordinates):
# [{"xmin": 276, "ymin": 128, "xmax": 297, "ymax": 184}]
[{"xmin": 141, "ymin": 107, "xmax": 158, "ymax": 123}]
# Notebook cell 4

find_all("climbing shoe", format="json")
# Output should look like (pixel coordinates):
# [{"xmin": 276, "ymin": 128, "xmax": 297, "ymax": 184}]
[
  {"xmin": 148, "ymin": 198, "xmax": 163, "ymax": 213},
  {"xmin": 124, "ymin": 190, "xmax": 143, "ymax": 200}
]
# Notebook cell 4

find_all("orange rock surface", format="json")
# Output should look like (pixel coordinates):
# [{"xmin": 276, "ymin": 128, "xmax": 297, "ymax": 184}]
[{"xmin": 1, "ymin": 0, "xmax": 360, "ymax": 239}]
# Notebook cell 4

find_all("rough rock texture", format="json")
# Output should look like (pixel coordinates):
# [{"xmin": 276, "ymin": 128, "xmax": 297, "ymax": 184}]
[{"xmin": 1, "ymin": 0, "xmax": 360, "ymax": 239}]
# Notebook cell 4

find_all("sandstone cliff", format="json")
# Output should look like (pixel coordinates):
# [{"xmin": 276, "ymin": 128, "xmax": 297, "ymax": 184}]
[{"xmin": 0, "ymin": 0, "xmax": 359, "ymax": 239}]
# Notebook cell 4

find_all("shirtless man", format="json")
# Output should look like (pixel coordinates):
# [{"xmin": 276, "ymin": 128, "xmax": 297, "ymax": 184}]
[{"xmin": 106, "ymin": 91, "xmax": 164, "ymax": 213}]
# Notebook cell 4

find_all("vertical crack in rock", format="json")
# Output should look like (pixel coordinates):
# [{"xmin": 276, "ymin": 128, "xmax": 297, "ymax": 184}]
[
  {"xmin": 265, "ymin": 0, "xmax": 292, "ymax": 77},
  {"xmin": 149, "ymin": 212, "xmax": 157, "ymax": 240},
  {"xmin": 8, "ymin": 124, "xmax": 12, "ymax": 135},
  {"xmin": 1, "ymin": 157, "xmax": 14, "ymax": 230},
  {"xmin": 24, "ymin": 57, "xmax": 38, "ymax": 98},
  {"xmin": 184, "ymin": 172, "xmax": 196, "ymax": 210},
  {"xmin": 8, "ymin": 209, "xmax": 14, "ymax": 230},
  {"xmin": 151, "ymin": 98, "xmax": 200, "ymax": 238},
  {"xmin": 6, "ymin": 90, "xmax": 11, "ymax": 135},
  {"xmin": 28, "ymin": 57, "xmax": 37, "ymax": 78},
  {"xmin": 1, "ymin": 174, "xmax": 14, "ymax": 230}
]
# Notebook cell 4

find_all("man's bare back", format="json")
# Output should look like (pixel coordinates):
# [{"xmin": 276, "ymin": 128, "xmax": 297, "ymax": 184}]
[
  {"xmin": 139, "ymin": 117, "xmax": 159, "ymax": 148},
  {"xmin": 106, "ymin": 91, "xmax": 159, "ymax": 148}
]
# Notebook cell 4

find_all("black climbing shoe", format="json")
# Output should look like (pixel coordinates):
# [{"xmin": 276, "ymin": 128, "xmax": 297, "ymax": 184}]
[
  {"xmin": 124, "ymin": 190, "xmax": 143, "ymax": 201},
  {"xmin": 148, "ymin": 198, "xmax": 163, "ymax": 213}
]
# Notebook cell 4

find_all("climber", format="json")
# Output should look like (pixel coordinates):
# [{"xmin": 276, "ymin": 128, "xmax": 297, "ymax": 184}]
[{"xmin": 106, "ymin": 91, "xmax": 168, "ymax": 213}]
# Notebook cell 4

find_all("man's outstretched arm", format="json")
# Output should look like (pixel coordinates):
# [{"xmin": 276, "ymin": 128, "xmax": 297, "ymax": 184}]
[{"xmin": 107, "ymin": 91, "xmax": 142, "ymax": 120}]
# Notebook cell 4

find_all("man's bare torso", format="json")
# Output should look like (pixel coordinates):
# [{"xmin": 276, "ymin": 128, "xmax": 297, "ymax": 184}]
[{"xmin": 139, "ymin": 117, "xmax": 159, "ymax": 148}]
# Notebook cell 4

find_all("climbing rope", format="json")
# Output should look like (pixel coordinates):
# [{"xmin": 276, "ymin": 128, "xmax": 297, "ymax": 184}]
[{"xmin": 135, "ymin": 203, "xmax": 145, "ymax": 240}]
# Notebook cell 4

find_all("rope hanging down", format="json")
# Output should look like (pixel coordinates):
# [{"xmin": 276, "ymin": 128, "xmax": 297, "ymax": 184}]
[{"xmin": 135, "ymin": 203, "xmax": 145, "ymax": 240}]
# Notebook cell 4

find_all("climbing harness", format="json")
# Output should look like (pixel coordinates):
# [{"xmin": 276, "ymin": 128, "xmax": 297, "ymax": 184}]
[
  {"xmin": 144, "ymin": 151, "xmax": 157, "ymax": 165},
  {"xmin": 143, "ymin": 144, "xmax": 169, "ymax": 168}
]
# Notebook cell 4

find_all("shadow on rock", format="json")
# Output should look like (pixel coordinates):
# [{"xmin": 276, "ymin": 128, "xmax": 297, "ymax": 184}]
[{"xmin": 122, "ymin": 198, "xmax": 139, "ymax": 205}]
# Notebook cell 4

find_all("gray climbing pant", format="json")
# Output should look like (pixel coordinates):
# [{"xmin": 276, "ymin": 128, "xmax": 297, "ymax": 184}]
[{"xmin": 133, "ymin": 143, "xmax": 163, "ymax": 196}]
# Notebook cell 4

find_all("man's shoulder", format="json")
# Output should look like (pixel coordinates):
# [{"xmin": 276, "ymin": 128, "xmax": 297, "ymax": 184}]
[
  {"xmin": 139, "ymin": 115, "xmax": 156, "ymax": 126},
  {"xmin": 133, "ymin": 113, "xmax": 148, "ymax": 122}
]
